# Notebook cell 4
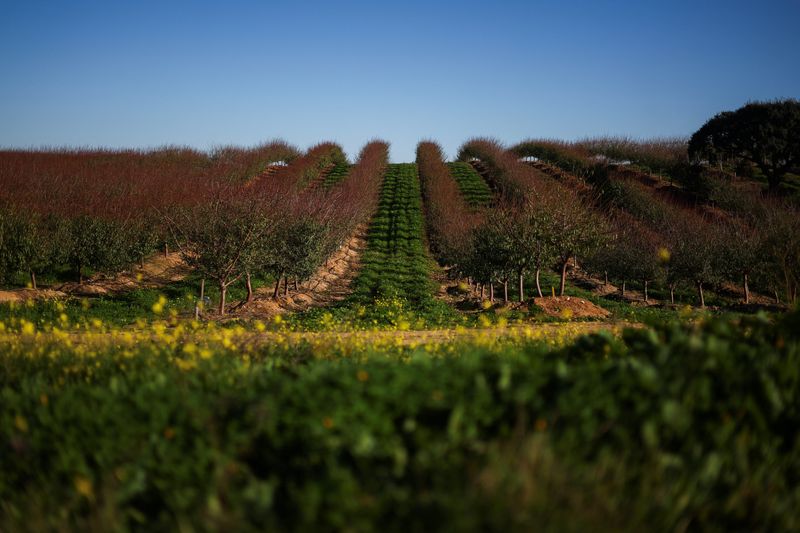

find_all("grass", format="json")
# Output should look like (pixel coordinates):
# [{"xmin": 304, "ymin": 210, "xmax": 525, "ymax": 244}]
[
  {"xmin": 321, "ymin": 163, "xmax": 351, "ymax": 188},
  {"xmin": 447, "ymin": 162, "xmax": 493, "ymax": 206},
  {"xmin": 288, "ymin": 164, "xmax": 460, "ymax": 330}
]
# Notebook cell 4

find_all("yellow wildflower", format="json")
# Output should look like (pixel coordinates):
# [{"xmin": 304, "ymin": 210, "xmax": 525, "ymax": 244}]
[
  {"xmin": 14, "ymin": 415, "xmax": 28, "ymax": 433},
  {"xmin": 74, "ymin": 476, "xmax": 94, "ymax": 499},
  {"xmin": 151, "ymin": 295, "xmax": 167, "ymax": 314}
]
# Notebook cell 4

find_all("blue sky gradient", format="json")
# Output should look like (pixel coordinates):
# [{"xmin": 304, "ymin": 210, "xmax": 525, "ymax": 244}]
[{"xmin": 1, "ymin": 0, "xmax": 798, "ymax": 162}]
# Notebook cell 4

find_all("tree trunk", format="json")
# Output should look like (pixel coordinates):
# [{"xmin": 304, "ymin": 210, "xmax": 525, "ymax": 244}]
[
  {"xmin": 518, "ymin": 271, "xmax": 525, "ymax": 303},
  {"xmin": 643, "ymin": 280, "xmax": 649, "ymax": 303},
  {"xmin": 766, "ymin": 169, "xmax": 781, "ymax": 192},
  {"xmin": 30, "ymin": 271, "xmax": 37, "ymax": 290},
  {"xmin": 283, "ymin": 276, "xmax": 289, "ymax": 296},
  {"xmin": 604, "ymin": 271, "xmax": 608, "ymax": 285},
  {"xmin": 559, "ymin": 260, "xmax": 568, "ymax": 297},
  {"xmin": 774, "ymin": 289, "xmax": 780, "ymax": 304},
  {"xmin": 670, "ymin": 284, "xmax": 675, "ymax": 305},
  {"xmin": 294, "ymin": 278, "xmax": 299, "ymax": 291},
  {"xmin": 535, "ymin": 268, "xmax": 543, "ymax": 298},
  {"xmin": 164, "ymin": 243, "xmax": 169, "ymax": 258},
  {"xmin": 246, "ymin": 272, "xmax": 254, "ymax": 303},
  {"xmin": 77, "ymin": 263, "xmax": 83, "ymax": 284},
  {"xmin": 503, "ymin": 279, "xmax": 509, "ymax": 303},
  {"xmin": 786, "ymin": 277, "xmax": 792, "ymax": 307},
  {"xmin": 195, "ymin": 278, "xmax": 205, "ymax": 320},
  {"xmin": 489, "ymin": 282, "xmax": 494, "ymax": 303},
  {"xmin": 219, "ymin": 281, "xmax": 227, "ymax": 315},
  {"xmin": 697, "ymin": 282, "xmax": 705, "ymax": 308},
  {"xmin": 480, "ymin": 284, "xmax": 484, "ymax": 300},
  {"xmin": 273, "ymin": 271, "xmax": 283, "ymax": 299},
  {"xmin": 743, "ymin": 273, "xmax": 750, "ymax": 304},
  {"xmin": 621, "ymin": 280, "xmax": 626, "ymax": 298}
]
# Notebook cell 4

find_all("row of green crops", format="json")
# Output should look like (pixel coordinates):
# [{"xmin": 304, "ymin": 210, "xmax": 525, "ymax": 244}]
[
  {"xmin": 446, "ymin": 162, "xmax": 493, "ymax": 207},
  {"xmin": 321, "ymin": 163, "xmax": 351, "ymax": 188},
  {"xmin": 1, "ymin": 310, "xmax": 799, "ymax": 531},
  {"xmin": 346, "ymin": 164, "xmax": 454, "ymax": 321}
]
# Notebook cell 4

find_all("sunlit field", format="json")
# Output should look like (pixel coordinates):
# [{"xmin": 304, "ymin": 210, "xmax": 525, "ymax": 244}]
[{"xmin": 2, "ymin": 129, "xmax": 799, "ymax": 530}]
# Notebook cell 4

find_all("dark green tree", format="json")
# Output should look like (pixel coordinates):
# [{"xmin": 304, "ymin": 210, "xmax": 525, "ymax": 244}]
[
  {"xmin": 546, "ymin": 194, "xmax": 607, "ymax": 296},
  {"xmin": 587, "ymin": 217, "xmax": 661, "ymax": 302},
  {"xmin": 688, "ymin": 99, "xmax": 800, "ymax": 192},
  {"xmin": 465, "ymin": 218, "xmax": 511, "ymax": 302},
  {"xmin": 166, "ymin": 195, "xmax": 266, "ymax": 315},
  {"xmin": 62, "ymin": 216, "xmax": 131, "ymax": 284},
  {"xmin": 665, "ymin": 219, "xmax": 724, "ymax": 308}
]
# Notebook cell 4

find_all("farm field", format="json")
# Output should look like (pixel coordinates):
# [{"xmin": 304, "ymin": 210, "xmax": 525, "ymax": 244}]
[{"xmin": 1, "ymin": 137, "xmax": 799, "ymax": 531}]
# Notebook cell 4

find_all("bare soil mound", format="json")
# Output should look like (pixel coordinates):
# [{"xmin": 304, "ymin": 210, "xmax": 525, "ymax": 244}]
[
  {"xmin": 0, "ymin": 252, "xmax": 190, "ymax": 303},
  {"xmin": 57, "ymin": 252, "xmax": 189, "ymax": 296},
  {"xmin": 235, "ymin": 224, "xmax": 368, "ymax": 318},
  {"xmin": 0, "ymin": 288, "xmax": 67, "ymax": 303},
  {"xmin": 532, "ymin": 296, "xmax": 610, "ymax": 319}
]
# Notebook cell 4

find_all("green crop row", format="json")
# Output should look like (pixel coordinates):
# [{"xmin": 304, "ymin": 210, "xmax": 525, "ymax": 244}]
[
  {"xmin": 350, "ymin": 163, "xmax": 432, "ymax": 306},
  {"xmin": 351, "ymin": 165, "xmax": 437, "ymax": 303},
  {"xmin": 447, "ymin": 162, "xmax": 493, "ymax": 206},
  {"xmin": 2, "ymin": 310, "xmax": 799, "ymax": 531},
  {"xmin": 321, "ymin": 163, "xmax": 352, "ymax": 188}
]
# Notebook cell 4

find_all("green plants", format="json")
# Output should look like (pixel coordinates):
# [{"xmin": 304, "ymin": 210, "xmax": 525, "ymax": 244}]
[
  {"xmin": 689, "ymin": 99, "xmax": 800, "ymax": 192},
  {"xmin": 446, "ymin": 162, "xmax": 492, "ymax": 207},
  {"xmin": 165, "ymin": 191, "xmax": 268, "ymax": 314},
  {"xmin": 1, "ymin": 308, "xmax": 799, "ymax": 531}
]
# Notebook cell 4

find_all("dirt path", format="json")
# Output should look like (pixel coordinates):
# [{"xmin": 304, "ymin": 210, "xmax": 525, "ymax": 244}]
[
  {"xmin": 0, "ymin": 287, "xmax": 67, "ymax": 303},
  {"xmin": 0, "ymin": 252, "xmax": 191, "ymax": 303},
  {"xmin": 234, "ymin": 224, "xmax": 368, "ymax": 318},
  {"xmin": 59, "ymin": 252, "xmax": 190, "ymax": 297}
]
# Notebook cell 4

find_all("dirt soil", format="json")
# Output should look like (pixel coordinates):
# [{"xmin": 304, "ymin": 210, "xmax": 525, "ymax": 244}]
[
  {"xmin": 435, "ymin": 269, "xmax": 611, "ymax": 319},
  {"xmin": 531, "ymin": 296, "xmax": 610, "ymax": 319},
  {"xmin": 0, "ymin": 288, "xmax": 67, "ymax": 303},
  {"xmin": 0, "ymin": 252, "xmax": 190, "ymax": 303},
  {"xmin": 57, "ymin": 253, "xmax": 190, "ymax": 297},
  {"xmin": 234, "ymin": 224, "xmax": 368, "ymax": 318},
  {"xmin": 568, "ymin": 266, "xmax": 660, "ymax": 305}
]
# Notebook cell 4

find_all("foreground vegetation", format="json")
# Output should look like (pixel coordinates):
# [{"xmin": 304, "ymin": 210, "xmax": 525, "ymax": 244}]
[
  {"xmin": 1, "ymin": 309, "xmax": 798, "ymax": 531},
  {"xmin": 1, "ymin": 115, "xmax": 798, "ymax": 530}
]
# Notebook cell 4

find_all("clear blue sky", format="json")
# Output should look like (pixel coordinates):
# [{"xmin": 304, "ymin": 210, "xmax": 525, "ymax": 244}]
[{"xmin": 2, "ymin": 0, "xmax": 798, "ymax": 162}]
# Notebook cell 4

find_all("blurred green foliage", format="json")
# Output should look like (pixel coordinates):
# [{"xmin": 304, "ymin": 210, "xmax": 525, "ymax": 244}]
[{"xmin": 2, "ymin": 309, "xmax": 799, "ymax": 531}]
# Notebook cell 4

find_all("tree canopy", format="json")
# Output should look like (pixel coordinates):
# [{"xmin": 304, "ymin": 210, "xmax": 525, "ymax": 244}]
[{"xmin": 688, "ymin": 99, "xmax": 800, "ymax": 191}]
